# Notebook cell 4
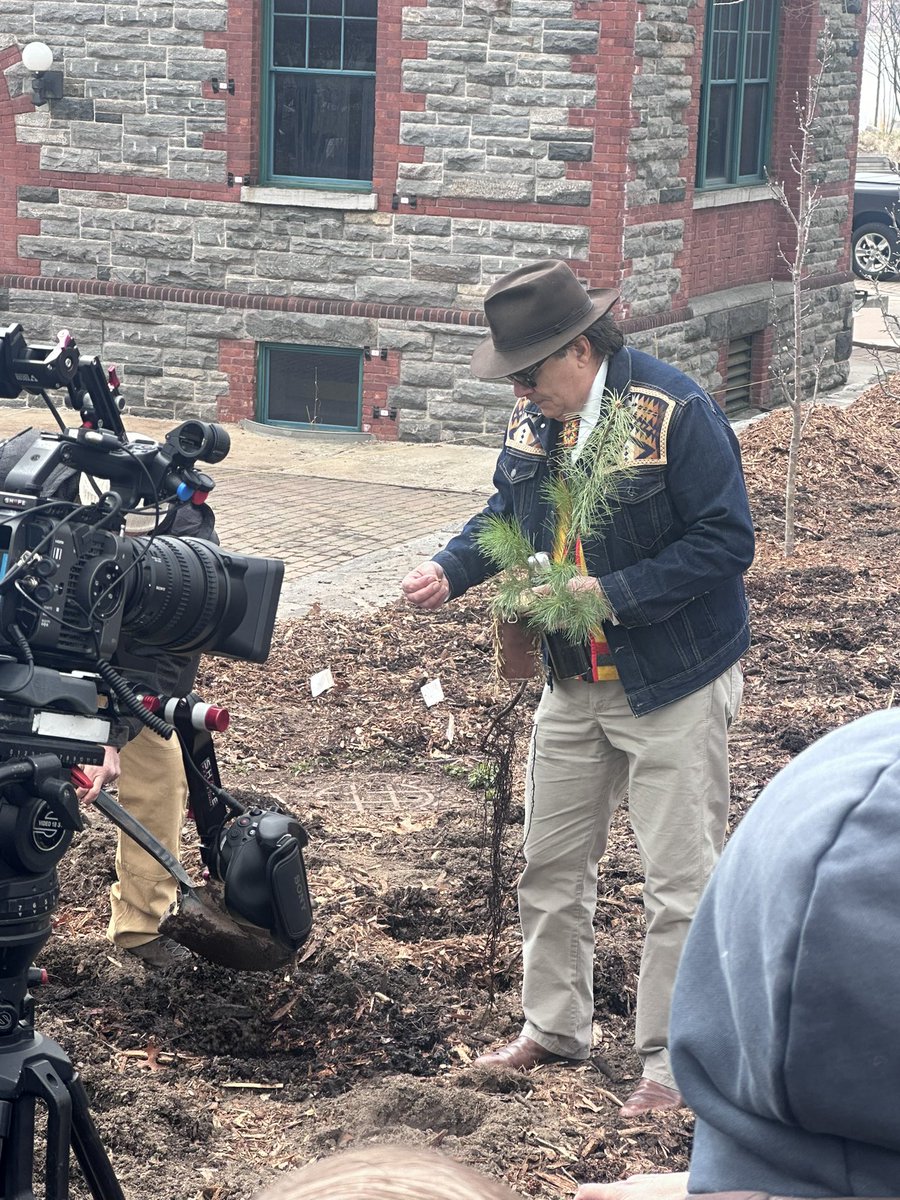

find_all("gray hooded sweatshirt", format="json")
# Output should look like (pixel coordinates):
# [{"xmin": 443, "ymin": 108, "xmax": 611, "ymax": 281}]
[{"xmin": 670, "ymin": 708, "xmax": 900, "ymax": 1197}]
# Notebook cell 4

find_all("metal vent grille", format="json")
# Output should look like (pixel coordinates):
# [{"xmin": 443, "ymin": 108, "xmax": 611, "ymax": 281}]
[{"xmin": 724, "ymin": 336, "xmax": 754, "ymax": 416}]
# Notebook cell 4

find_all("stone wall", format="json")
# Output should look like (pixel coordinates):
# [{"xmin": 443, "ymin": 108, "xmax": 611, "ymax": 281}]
[
  {"xmin": 12, "ymin": 186, "xmax": 590, "ymax": 299},
  {"xmin": 0, "ymin": 0, "xmax": 865, "ymax": 441},
  {"xmin": 2, "ymin": 1, "xmax": 229, "ymax": 182},
  {"xmin": 397, "ymin": 1, "xmax": 599, "ymax": 206},
  {"xmin": 0, "ymin": 274, "xmax": 855, "ymax": 443}
]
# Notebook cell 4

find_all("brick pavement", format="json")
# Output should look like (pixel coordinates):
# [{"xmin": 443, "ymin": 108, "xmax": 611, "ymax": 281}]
[{"xmin": 209, "ymin": 465, "xmax": 480, "ymax": 586}]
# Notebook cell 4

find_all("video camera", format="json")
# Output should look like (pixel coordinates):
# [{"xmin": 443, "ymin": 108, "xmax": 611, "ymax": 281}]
[{"xmin": 0, "ymin": 323, "xmax": 312, "ymax": 982}]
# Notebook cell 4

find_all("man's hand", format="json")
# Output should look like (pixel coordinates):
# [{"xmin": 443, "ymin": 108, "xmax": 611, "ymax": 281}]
[
  {"xmin": 575, "ymin": 1172, "xmax": 689, "ymax": 1200},
  {"xmin": 75, "ymin": 744, "xmax": 121, "ymax": 805},
  {"xmin": 401, "ymin": 561, "xmax": 450, "ymax": 610},
  {"xmin": 533, "ymin": 574, "xmax": 604, "ymax": 597}
]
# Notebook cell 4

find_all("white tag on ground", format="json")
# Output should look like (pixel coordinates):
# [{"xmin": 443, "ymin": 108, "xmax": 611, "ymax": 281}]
[
  {"xmin": 310, "ymin": 668, "xmax": 335, "ymax": 697},
  {"xmin": 420, "ymin": 678, "xmax": 445, "ymax": 707}
]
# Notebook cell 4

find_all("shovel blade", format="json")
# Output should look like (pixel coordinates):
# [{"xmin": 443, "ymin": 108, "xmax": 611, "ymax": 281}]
[{"xmin": 160, "ymin": 882, "xmax": 296, "ymax": 973}]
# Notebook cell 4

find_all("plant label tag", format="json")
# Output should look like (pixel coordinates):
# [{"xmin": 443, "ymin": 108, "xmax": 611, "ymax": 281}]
[
  {"xmin": 420, "ymin": 678, "xmax": 444, "ymax": 708},
  {"xmin": 310, "ymin": 668, "xmax": 335, "ymax": 698}
]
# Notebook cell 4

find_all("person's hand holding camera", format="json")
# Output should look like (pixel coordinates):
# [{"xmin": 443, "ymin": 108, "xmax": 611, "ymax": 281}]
[{"xmin": 74, "ymin": 744, "xmax": 121, "ymax": 805}]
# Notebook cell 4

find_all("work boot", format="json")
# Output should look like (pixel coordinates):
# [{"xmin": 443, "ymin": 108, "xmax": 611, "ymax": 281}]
[{"xmin": 125, "ymin": 936, "xmax": 193, "ymax": 968}]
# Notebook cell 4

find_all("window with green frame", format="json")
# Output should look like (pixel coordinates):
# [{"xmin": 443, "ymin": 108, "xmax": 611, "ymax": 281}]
[
  {"xmin": 258, "ymin": 344, "xmax": 363, "ymax": 430},
  {"xmin": 263, "ymin": 0, "xmax": 377, "ymax": 189},
  {"xmin": 696, "ymin": 0, "xmax": 779, "ymax": 188}
]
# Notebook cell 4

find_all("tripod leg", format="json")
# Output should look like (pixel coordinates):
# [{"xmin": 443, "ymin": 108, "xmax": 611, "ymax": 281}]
[
  {"xmin": 9, "ymin": 1059, "xmax": 125, "ymax": 1200},
  {"xmin": 0, "ymin": 1095, "xmax": 39, "ymax": 1200},
  {"xmin": 24, "ymin": 1060, "xmax": 72, "ymax": 1200},
  {"xmin": 68, "ymin": 1075, "xmax": 126, "ymax": 1200}
]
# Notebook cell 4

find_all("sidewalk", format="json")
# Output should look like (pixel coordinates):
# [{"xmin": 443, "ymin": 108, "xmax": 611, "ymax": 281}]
[
  {"xmin": 0, "ymin": 284, "xmax": 892, "ymax": 622},
  {"xmin": 851, "ymin": 277, "xmax": 900, "ymax": 354}
]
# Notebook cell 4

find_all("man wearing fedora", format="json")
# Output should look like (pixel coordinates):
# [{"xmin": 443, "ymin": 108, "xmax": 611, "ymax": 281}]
[{"xmin": 401, "ymin": 260, "xmax": 754, "ymax": 1118}]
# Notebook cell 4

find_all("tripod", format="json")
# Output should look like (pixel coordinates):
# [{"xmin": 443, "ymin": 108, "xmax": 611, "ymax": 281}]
[{"xmin": 0, "ymin": 756, "xmax": 125, "ymax": 1200}]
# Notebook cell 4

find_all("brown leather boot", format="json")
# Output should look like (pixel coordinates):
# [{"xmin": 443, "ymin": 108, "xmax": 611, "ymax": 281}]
[
  {"xmin": 473, "ymin": 1035, "xmax": 576, "ymax": 1070},
  {"xmin": 619, "ymin": 1077, "xmax": 683, "ymax": 1118}
]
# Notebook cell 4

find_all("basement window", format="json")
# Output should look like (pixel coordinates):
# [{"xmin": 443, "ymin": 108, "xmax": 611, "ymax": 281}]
[
  {"xmin": 257, "ymin": 344, "xmax": 363, "ymax": 431},
  {"xmin": 723, "ymin": 335, "xmax": 755, "ymax": 417}
]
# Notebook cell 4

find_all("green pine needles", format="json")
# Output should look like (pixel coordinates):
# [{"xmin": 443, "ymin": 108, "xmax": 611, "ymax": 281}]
[{"xmin": 476, "ymin": 393, "xmax": 634, "ymax": 645}]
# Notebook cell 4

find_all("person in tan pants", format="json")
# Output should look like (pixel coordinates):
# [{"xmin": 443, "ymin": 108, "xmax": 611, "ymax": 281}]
[
  {"xmin": 402, "ymin": 261, "xmax": 754, "ymax": 1117},
  {"xmin": 109, "ymin": 725, "xmax": 190, "ymax": 965},
  {"xmin": 78, "ymin": 501, "xmax": 217, "ymax": 969}
]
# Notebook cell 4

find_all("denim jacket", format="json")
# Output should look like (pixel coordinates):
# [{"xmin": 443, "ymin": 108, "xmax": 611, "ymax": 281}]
[{"xmin": 433, "ymin": 346, "xmax": 755, "ymax": 716}]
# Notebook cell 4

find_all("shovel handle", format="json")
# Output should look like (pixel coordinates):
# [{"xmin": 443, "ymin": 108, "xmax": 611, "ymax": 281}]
[{"xmin": 93, "ymin": 789, "xmax": 197, "ymax": 893}]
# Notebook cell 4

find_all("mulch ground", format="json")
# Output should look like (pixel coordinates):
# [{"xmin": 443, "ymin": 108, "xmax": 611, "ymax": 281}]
[{"xmin": 40, "ymin": 383, "xmax": 900, "ymax": 1199}]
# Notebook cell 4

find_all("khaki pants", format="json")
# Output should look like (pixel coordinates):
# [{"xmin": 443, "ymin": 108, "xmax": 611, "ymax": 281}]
[
  {"xmin": 107, "ymin": 726, "xmax": 188, "ymax": 950},
  {"xmin": 519, "ymin": 665, "xmax": 742, "ymax": 1088}
]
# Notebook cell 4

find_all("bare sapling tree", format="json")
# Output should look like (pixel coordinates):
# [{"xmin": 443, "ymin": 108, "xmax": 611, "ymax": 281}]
[{"xmin": 766, "ymin": 31, "xmax": 833, "ymax": 557}]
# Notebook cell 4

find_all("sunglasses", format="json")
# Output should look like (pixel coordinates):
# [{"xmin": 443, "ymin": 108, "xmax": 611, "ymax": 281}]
[{"xmin": 507, "ymin": 354, "xmax": 550, "ymax": 390}]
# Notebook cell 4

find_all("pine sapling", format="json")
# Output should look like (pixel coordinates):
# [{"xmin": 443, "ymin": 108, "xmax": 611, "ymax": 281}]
[{"xmin": 475, "ymin": 392, "xmax": 634, "ymax": 644}]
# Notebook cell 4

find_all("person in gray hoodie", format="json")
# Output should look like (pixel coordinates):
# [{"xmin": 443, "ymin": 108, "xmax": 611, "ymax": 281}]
[{"xmin": 577, "ymin": 706, "xmax": 900, "ymax": 1200}]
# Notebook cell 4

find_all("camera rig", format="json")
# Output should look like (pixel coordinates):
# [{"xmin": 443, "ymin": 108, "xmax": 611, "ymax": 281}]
[{"xmin": 0, "ymin": 323, "xmax": 313, "ymax": 1196}]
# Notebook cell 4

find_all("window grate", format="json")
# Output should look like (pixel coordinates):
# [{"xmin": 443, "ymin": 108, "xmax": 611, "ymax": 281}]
[
  {"xmin": 258, "ymin": 343, "xmax": 363, "ymax": 431},
  {"xmin": 724, "ymin": 335, "xmax": 754, "ymax": 416}
]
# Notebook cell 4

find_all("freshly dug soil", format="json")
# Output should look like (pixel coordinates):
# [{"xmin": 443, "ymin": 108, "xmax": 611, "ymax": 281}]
[{"xmin": 36, "ymin": 385, "xmax": 900, "ymax": 1199}]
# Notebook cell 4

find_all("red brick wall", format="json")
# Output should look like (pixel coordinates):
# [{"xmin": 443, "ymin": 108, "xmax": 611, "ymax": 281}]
[
  {"xmin": 0, "ymin": 45, "xmax": 42, "ymax": 274},
  {"xmin": 573, "ymin": 0, "xmax": 633, "ymax": 285},
  {"xmin": 205, "ymin": 0, "xmax": 263, "ymax": 182},
  {"xmin": 216, "ymin": 339, "xmax": 257, "ymax": 422},
  {"xmin": 362, "ymin": 352, "xmax": 402, "ymax": 441},
  {"xmin": 681, "ymin": 0, "xmax": 859, "ymax": 298},
  {"xmin": 373, "ymin": 0, "xmax": 427, "ymax": 202},
  {"xmin": 216, "ymin": 338, "xmax": 401, "ymax": 440},
  {"xmin": 685, "ymin": 201, "xmax": 788, "ymax": 294}
]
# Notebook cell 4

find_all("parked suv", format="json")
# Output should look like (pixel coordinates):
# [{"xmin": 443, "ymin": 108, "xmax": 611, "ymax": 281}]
[{"xmin": 853, "ymin": 154, "xmax": 900, "ymax": 279}]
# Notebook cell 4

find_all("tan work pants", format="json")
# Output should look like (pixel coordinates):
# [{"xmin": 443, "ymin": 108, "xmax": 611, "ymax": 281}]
[
  {"xmin": 107, "ymin": 725, "xmax": 188, "ymax": 950},
  {"xmin": 519, "ymin": 665, "xmax": 742, "ymax": 1088}
]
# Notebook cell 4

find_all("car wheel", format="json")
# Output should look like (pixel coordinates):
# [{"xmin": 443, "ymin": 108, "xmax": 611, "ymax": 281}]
[{"xmin": 852, "ymin": 221, "xmax": 898, "ymax": 279}]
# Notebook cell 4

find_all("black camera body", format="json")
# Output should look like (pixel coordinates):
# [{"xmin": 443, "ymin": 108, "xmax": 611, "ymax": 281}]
[
  {"xmin": 0, "ymin": 322, "xmax": 311, "ymax": 965},
  {"xmin": 0, "ymin": 490, "xmax": 283, "ymax": 673}
]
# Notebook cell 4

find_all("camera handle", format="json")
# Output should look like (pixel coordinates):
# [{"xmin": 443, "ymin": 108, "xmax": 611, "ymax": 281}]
[{"xmin": 88, "ymin": 784, "xmax": 196, "ymax": 894}]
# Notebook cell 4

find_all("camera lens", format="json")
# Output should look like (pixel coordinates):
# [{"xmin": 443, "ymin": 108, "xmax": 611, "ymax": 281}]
[
  {"xmin": 119, "ymin": 535, "xmax": 282, "ymax": 662},
  {"xmin": 121, "ymin": 536, "xmax": 238, "ymax": 653}
]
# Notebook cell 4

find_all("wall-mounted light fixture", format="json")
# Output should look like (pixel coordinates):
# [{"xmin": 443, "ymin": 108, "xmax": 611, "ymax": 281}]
[
  {"xmin": 22, "ymin": 41, "xmax": 64, "ymax": 107},
  {"xmin": 210, "ymin": 77, "xmax": 235, "ymax": 95},
  {"xmin": 363, "ymin": 346, "xmax": 388, "ymax": 361}
]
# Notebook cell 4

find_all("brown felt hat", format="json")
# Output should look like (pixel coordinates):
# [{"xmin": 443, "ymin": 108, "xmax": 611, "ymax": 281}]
[{"xmin": 470, "ymin": 259, "xmax": 619, "ymax": 381}]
